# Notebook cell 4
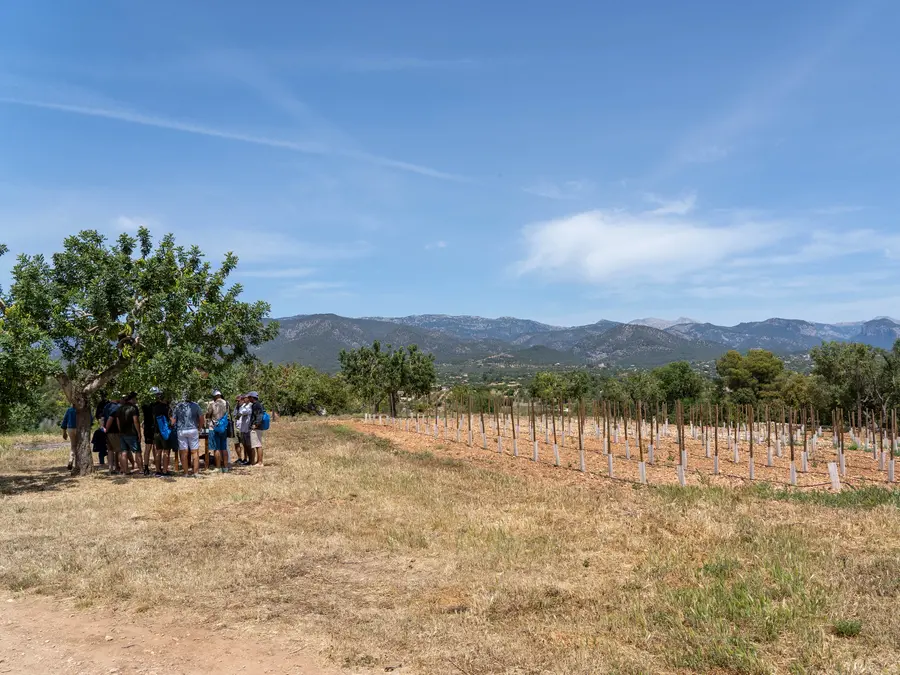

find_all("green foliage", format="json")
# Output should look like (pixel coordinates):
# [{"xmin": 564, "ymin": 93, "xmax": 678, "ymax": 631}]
[
  {"xmin": 232, "ymin": 361, "xmax": 354, "ymax": 415},
  {"xmin": 832, "ymin": 619, "xmax": 862, "ymax": 638},
  {"xmin": 622, "ymin": 370, "xmax": 662, "ymax": 405},
  {"xmin": 810, "ymin": 340, "xmax": 899, "ymax": 412},
  {"xmin": 716, "ymin": 349, "xmax": 785, "ymax": 405},
  {"xmin": 339, "ymin": 340, "xmax": 436, "ymax": 414},
  {"xmin": 2, "ymin": 377, "xmax": 69, "ymax": 432},
  {"xmin": 527, "ymin": 371, "xmax": 563, "ymax": 402},
  {"xmin": 655, "ymin": 361, "xmax": 705, "ymax": 405},
  {"xmin": 1, "ymin": 229, "xmax": 278, "ymax": 472},
  {"xmin": 0, "ymin": 245, "xmax": 55, "ymax": 431}
]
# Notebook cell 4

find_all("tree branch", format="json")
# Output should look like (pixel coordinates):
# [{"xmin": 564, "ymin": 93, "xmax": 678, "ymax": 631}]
[{"xmin": 84, "ymin": 359, "xmax": 130, "ymax": 396}]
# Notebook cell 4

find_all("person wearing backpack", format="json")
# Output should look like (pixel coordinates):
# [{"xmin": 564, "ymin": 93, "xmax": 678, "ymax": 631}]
[
  {"xmin": 207, "ymin": 390, "xmax": 230, "ymax": 473},
  {"xmin": 248, "ymin": 391, "xmax": 267, "ymax": 466},
  {"xmin": 150, "ymin": 388, "xmax": 173, "ymax": 475}
]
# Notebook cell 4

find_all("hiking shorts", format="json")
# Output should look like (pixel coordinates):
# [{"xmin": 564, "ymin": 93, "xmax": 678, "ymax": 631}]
[
  {"xmin": 106, "ymin": 433, "xmax": 120, "ymax": 455},
  {"xmin": 120, "ymin": 435, "xmax": 139, "ymax": 454},
  {"xmin": 209, "ymin": 431, "xmax": 228, "ymax": 451},
  {"xmin": 177, "ymin": 428, "xmax": 200, "ymax": 452}
]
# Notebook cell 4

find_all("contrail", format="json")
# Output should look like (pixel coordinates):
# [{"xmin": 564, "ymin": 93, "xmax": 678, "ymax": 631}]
[{"xmin": 0, "ymin": 96, "xmax": 467, "ymax": 182}]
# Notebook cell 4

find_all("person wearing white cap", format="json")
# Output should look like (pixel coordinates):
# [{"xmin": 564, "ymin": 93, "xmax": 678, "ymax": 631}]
[
  {"xmin": 206, "ymin": 390, "xmax": 229, "ymax": 472},
  {"xmin": 238, "ymin": 394, "xmax": 255, "ymax": 464}
]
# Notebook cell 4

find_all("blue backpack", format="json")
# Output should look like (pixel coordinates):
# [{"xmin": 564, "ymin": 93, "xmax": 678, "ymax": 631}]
[
  {"xmin": 260, "ymin": 412, "xmax": 271, "ymax": 431},
  {"xmin": 155, "ymin": 415, "xmax": 172, "ymax": 441},
  {"xmin": 214, "ymin": 412, "xmax": 229, "ymax": 434}
]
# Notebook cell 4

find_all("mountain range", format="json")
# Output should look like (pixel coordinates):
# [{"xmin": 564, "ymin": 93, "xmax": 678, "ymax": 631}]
[{"xmin": 255, "ymin": 314, "xmax": 900, "ymax": 372}]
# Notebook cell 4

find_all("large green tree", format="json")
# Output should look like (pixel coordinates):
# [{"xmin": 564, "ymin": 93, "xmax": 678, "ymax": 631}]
[{"xmin": 1, "ymin": 229, "xmax": 278, "ymax": 474}]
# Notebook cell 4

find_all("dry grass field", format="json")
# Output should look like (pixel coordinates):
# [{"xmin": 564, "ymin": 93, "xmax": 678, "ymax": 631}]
[{"xmin": 1, "ymin": 420, "xmax": 898, "ymax": 674}]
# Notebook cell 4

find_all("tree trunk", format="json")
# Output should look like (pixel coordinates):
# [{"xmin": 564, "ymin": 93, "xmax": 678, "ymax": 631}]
[{"xmin": 73, "ymin": 404, "xmax": 94, "ymax": 476}]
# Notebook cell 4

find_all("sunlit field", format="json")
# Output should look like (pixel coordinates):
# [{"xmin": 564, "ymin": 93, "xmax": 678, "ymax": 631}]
[{"xmin": 1, "ymin": 420, "xmax": 898, "ymax": 674}]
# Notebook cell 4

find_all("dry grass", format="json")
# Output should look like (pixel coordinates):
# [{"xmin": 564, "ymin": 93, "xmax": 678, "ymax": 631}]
[{"xmin": 0, "ymin": 419, "xmax": 898, "ymax": 674}]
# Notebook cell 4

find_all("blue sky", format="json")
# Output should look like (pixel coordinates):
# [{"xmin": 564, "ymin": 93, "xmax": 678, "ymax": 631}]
[{"xmin": 1, "ymin": 0, "xmax": 899, "ymax": 326}]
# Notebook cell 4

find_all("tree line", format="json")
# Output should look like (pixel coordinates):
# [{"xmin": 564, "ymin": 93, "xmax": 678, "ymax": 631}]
[{"xmin": 506, "ymin": 343, "xmax": 900, "ymax": 422}]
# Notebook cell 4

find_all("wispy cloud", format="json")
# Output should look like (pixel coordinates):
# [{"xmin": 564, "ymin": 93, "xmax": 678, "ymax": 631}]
[
  {"xmin": 425, "ymin": 240, "xmax": 448, "ymax": 250},
  {"xmin": 227, "ymin": 235, "xmax": 373, "ymax": 264},
  {"xmin": 113, "ymin": 215, "xmax": 155, "ymax": 231},
  {"xmin": 645, "ymin": 192, "xmax": 697, "ymax": 216},
  {"xmin": 279, "ymin": 280, "xmax": 354, "ymax": 299},
  {"xmin": 0, "ymin": 96, "xmax": 466, "ymax": 181},
  {"xmin": 286, "ymin": 280, "xmax": 348, "ymax": 292},
  {"xmin": 810, "ymin": 205, "xmax": 866, "ymax": 216},
  {"xmin": 239, "ymin": 267, "xmax": 315, "ymax": 278},
  {"xmin": 524, "ymin": 179, "xmax": 593, "ymax": 200},
  {"xmin": 339, "ymin": 56, "xmax": 478, "ymax": 73},
  {"xmin": 653, "ymin": 3, "xmax": 878, "ymax": 178}
]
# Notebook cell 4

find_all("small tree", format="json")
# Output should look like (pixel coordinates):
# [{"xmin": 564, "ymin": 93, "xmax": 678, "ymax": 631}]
[
  {"xmin": 1, "ymin": 229, "xmax": 278, "ymax": 474},
  {"xmin": 339, "ymin": 341, "xmax": 435, "ymax": 414},
  {"xmin": 405, "ymin": 344, "xmax": 436, "ymax": 400}
]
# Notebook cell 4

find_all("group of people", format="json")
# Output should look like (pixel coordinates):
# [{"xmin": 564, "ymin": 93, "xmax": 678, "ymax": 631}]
[{"xmin": 61, "ymin": 390, "xmax": 269, "ymax": 477}]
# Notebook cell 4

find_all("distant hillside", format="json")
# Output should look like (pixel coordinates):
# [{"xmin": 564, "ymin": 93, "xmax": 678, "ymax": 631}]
[
  {"xmin": 853, "ymin": 318, "xmax": 900, "ymax": 349},
  {"xmin": 629, "ymin": 317, "xmax": 698, "ymax": 330},
  {"xmin": 573, "ymin": 324, "xmax": 726, "ymax": 367},
  {"xmin": 368, "ymin": 314, "xmax": 561, "ymax": 341},
  {"xmin": 666, "ymin": 318, "xmax": 863, "ymax": 353},
  {"xmin": 513, "ymin": 320, "xmax": 621, "ymax": 350},
  {"xmin": 256, "ymin": 313, "xmax": 900, "ymax": 371},
  {"xmin": 257, "ymin": 314, "xmax": 501, "ymax": 371}
]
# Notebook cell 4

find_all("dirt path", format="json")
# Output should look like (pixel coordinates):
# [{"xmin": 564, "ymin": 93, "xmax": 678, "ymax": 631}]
[{"xmin": 0, "ymin": 595, "xmax": 343, "ymax": 675}]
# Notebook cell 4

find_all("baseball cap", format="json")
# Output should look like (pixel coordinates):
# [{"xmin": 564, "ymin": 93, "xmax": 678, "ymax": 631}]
[
  {"xmin": 212, "ymin": 390, "xmax": 222, "ymax": 397},
  {"xmin": 248, "ymin": 391, "xmax": 259, "ymax": 399},
  {"xmin": 149, "ymin": 386, "xmax": 162, "ymax": 395}
]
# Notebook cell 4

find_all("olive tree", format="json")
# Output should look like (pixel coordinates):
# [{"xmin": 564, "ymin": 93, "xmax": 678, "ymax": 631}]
[{"xmin": 1, "ymin": 229, "xmax": 278, "ymax": 474}]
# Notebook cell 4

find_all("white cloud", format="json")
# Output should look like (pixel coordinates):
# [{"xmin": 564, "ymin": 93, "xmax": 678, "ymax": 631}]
[
  {"xmin": 524, "ymin": 179, "xmax": 593, "ymax": 200},
  {"xmin": 735, "ymin": 229, "xmax": 900, "ymax": 267},
  {"xmin": 425, "ymin": 240, "xmax": 447, "ymax": 250},
  {"xmin": 514, "ymin": 208, "xmax": 784, "ymax": 284}
]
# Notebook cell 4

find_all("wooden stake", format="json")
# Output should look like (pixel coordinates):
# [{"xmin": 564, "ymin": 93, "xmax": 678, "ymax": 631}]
[{"xmin": 637, "ymin": 400, "xmax": 644, "ymax": 463}]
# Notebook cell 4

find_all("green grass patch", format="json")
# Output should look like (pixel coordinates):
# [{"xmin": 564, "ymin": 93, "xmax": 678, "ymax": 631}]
[
  {"xmin": 654, "ymin": 527, "xmax": 828, "ymax": 673},
  {"xmin": 832, "ymin": 618, "xmax": 862, "ymax": 638},
  {"xmin": 750, "ymin": 483, "xmax": 900, "ymax": 509},
  {"xmin": 329, "ymin": 423, "xmax": 356, "ymax": 437}
]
